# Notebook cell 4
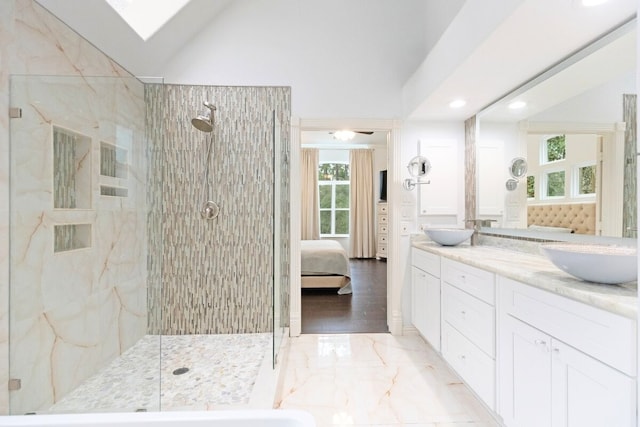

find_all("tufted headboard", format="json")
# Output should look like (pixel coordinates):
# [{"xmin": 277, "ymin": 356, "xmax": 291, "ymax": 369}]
[{"xmin": 527, "ymin": 203, "xmax": 596, "ymax": 235}]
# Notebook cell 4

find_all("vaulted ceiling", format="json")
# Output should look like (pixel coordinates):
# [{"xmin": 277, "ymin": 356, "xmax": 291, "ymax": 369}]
[{"xmin": 35, "ymin": 0, "xmax": 637, "ymax": 121}]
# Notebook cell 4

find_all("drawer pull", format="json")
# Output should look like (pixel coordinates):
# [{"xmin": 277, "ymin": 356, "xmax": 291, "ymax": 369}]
[
  {"xmin": 460, "ymin": 274, "xmax": 466, "ymax": 282},
  {"xmin": 552, "ymin": 347, "xmax": 560, "ymax": 354},
  {"xmin": 460, "ymin": 310, "xmax": 466, "ymax": 317}
]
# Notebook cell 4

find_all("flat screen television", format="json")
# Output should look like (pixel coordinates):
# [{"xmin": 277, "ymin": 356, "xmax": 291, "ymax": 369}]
[{"xmin": 379, "ymin": 170, "xmax": 387, "ymax": 201}]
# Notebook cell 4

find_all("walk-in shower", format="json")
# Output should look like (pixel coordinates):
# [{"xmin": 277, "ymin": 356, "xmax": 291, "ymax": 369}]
[{"xmin": 7, "ymin": 77, "xmax": 290, "ymax": 415}]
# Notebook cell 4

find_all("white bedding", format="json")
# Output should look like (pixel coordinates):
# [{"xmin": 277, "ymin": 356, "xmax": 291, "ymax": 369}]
[{"xmin": 301, "ymin": 240, "xmax": 352, "ymax": 294}]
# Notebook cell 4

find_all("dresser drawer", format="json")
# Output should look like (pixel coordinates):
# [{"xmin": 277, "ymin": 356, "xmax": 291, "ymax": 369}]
[
  {"xmin": 442, "ymin": 258, "xmax": 494, "ymax": 305},
  {"xmin": 442, "ymin": 282, "xmax": 495, "ymax": 357},
  {"xmin": 499, "ymin": 276, "xmax": 636, "ymax": 376},
  {"xmin": 412, "ymin": 248, "xmax": 440, "ymax": 278},
  {"xmin": 377, "ymin": 244, "xmax": 387, "ymax": 256},
  {"xmin": 378, "ymin": 235, "xmax": 387, "ymax": 244},
  {"xmin": 377, "ymin": 203, "xmax": 388, "ymax": 214},
  {"xmin": 378, "ymin": 223, "xmax": 388, "ymax": 234},
  {"xmin": 442, "ymin": 322, "xmax": 495, "ymax": 410},
  {"xmin": 379, "ymin": 214, "xmax": 388, "ymax": 225}
]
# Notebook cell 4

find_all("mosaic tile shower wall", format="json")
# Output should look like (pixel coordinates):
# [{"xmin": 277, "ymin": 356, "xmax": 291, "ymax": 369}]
[{"xmin": 146, "ymin": 84, "xmax": 291, "ymax": 335}]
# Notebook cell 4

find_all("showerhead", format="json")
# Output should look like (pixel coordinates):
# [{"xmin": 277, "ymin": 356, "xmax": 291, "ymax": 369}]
[
  {"xmin": 191, "ymin": 115, "xmax": 213, "ymax": 132},
  {"xmin": 191, "ymin": 101, "xmax": 216, "ymax": 133}
]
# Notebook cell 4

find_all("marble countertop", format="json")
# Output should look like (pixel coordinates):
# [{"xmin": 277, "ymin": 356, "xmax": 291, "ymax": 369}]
[{"xmin": 411, "ymin": 237, "xmax": 637, "ymax": 319}]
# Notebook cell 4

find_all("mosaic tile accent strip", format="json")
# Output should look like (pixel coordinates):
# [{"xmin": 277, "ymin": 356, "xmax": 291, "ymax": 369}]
[
  {"xmin": 48, "ymin": 333, "xmax": 271, "ymax": 412},
  {"xmin": 622, "ymin": 94, "xmax": 637, "ymax": 238},
  {"xmin": 145, "ymin": 85, "xmax": 291, "ymax": 335},
  {"xmin": 464, "ymin": 116, "xmax": 477, "ymax": 222}
]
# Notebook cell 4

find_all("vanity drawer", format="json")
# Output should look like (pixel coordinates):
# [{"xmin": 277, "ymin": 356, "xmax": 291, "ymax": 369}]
[
  {"xmin": 412, "ymin": 248, "xmax": 440, "ymax": 278},
  {"xmin": 442, "ymin": 282, "xmax": 495, "ymax": 357},
  {"xmin": 442, "ymin": 258, "xmax": 495, "ymax": 305},
  {"xmin": 499, "ymin": 276, "xmax": 636, "ymax": 376},
  {"xmin": 442, "ymin": 321, "xmax": 495, "ymax": 410}
]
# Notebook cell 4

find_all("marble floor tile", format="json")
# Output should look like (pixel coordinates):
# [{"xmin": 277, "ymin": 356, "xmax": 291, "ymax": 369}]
[{"xmin": 275, "ymin": 333, "xmax": 498, "ymax": 427}]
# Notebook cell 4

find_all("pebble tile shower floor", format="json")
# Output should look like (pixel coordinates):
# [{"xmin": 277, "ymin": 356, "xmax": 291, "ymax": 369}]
[{"xmin": 48, "ymin": 333, "xmax": 271, "ymax": 413}]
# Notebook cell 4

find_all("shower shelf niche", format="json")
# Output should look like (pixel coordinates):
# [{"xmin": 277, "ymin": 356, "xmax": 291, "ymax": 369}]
[
  {"xmin": 100, "ymin": 142, "xmax": 128, "ymax": 179},
  {"xmin": 54, "ymin": 224, "xmax": 92, "ymax": 253},
  {"xmin": 100, "ymin": 141, "xmax": 129, "ymax": 198},
  {"xmin": 53, "ymin": 126, "xmax": 91, "ymax": 209},
  {"xmin": 100, "ymin": 186, "xmax": 128, "ymax": 197}
]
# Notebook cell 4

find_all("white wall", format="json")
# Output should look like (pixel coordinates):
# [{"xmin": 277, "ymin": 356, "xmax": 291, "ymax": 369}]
[
  {"xmin": 159, "ymin": 0, "xmax": 455, "ymax": 119},
  {"xmin": 399, "ymin": 120, "xmax": 465, "ymax": 329}
]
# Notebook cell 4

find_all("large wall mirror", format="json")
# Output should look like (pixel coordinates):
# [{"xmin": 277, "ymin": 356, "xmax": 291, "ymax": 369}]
[{"xmin": 476, "ymin": 19, "xmax": 636, "ymax": 238}]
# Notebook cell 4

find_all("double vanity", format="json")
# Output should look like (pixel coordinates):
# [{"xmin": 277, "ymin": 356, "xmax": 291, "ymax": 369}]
[{"xmin": 411, "ymin": 236, "xmax": 637, "ymax": 427}]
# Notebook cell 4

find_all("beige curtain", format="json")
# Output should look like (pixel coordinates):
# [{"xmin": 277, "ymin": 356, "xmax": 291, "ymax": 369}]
[
  {"xmin": 301, "ymin": 148, "xmax": 320, "ymax": 240},
  {"xmin": 349, "ymin": 149, "xmax": 376, "ymax": 258}
]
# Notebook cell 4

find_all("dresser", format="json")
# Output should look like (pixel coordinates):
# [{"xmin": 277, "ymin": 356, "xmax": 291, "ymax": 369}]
[{"xmin": 376, "ymin": 201, "xmax": 388, "ymax": 259}]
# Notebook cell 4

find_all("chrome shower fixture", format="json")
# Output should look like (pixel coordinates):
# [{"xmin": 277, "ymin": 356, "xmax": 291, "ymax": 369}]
[{"xmin": 191, "ymin": 101, "xmax": 216, "ymax": 133}]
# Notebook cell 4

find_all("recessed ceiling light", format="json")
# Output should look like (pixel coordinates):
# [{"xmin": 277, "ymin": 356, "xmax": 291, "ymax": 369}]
[
  {"xmin": 508, "ymin": 101, "xmax": 527, "ymax": 110},
  {"xmin": 449, "ymin": 99, "xmax": 466, "ymax": 109},
  {"xmin": 581, "ymin": 0, "xmax": 609, "ymax": 7}
]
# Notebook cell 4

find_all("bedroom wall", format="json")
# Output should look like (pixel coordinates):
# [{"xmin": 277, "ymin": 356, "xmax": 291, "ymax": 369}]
[{"xmin": 0, "ymin": 0, "xmax": 139, "ymax": 415}]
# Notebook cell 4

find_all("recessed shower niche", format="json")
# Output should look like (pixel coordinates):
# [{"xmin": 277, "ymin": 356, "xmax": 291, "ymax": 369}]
[
  {"xmin": 100, "ymin": 142, "xmax": 129, "ymax": 198},
  {"xmin": 53, "ymin": 126, "xmax": 91, "ymax": 209},
  {"xmin": 100, "ymin": 142, "xmax": 128, "ymax": 179}
]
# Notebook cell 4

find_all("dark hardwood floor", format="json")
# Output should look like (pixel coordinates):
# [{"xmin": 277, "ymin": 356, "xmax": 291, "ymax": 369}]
[{"xmin": 301, "ymin": 258, "xmax": 388, "ymax": 334}]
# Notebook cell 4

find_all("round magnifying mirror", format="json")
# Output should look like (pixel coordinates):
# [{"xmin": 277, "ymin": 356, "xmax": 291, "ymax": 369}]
[
  {"xmin": 505, "ymin": 178, "xmax": 519, "ymax": 191},
  {"xmin": 509, "ymin": 157, "xmax": 528, "ymax": 179},
  {"xmin": 407, "ymin": 155, "xmax": 432, "ymax": 178}
]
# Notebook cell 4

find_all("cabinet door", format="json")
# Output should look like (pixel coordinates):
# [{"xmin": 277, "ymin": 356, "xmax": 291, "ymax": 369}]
[
  {"xmin": 411, "ymin": 266, "xmax": 440, "ymax": 351},
  {"xmin": 551, "ymin": 340, "xmax": 636, "ymax": 427},
  {"xmin": 499, "ymin": 316, "xmax": 552, "ymax": 427}
]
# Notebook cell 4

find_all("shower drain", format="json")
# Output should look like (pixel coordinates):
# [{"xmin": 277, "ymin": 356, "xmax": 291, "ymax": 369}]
[{"xmin": 172, "ymin": 367, "xmax": 189, "ymax": 375}]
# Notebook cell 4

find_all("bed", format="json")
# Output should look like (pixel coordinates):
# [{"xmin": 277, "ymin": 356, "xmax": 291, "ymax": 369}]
[
  {"xmin": 301, "ymin": 240, "xmax": 352, "ymax": 295},
  {"xmin": 527, "ymin": 203, "xmax": 596, "ymax": 235}
]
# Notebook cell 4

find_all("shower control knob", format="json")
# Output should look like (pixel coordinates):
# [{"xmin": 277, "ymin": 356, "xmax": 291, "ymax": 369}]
[{"xmin": 200, "ymin": 200, "xmax": 220, "ymax": 220}]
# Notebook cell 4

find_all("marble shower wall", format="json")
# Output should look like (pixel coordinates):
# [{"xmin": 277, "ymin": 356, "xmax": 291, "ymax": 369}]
[
  {"xmin": 146, "ymin": 84, "xmax": 291, "ymax": 335},
  {"xmin": 0, "ymin": 0, "xmax": 144, "ymax": 415}
]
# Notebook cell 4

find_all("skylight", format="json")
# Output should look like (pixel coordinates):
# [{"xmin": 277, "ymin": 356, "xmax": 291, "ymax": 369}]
[{"xmin": 106, "ymin": 0, "xmax": 190, "ymax": 41}]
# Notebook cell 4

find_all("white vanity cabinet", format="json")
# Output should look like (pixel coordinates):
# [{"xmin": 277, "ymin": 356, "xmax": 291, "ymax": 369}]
[
  {"xmin": 411, "ymin": 248, "xmax": 441, "ymax": 351},
  {"xmin": 441, "ymin": 258, "xmax": 496, "ymax": 410},
  {"xmin": 498, "ymin": 276, "xmax": 637, "ymax": 427}
]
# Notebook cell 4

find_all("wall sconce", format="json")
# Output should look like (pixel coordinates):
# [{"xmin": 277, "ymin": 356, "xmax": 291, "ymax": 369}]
[
  {"xmin": 403, "ymin": 155, "xmax": 432, "ymax": 190},
  {"xmin": 505, "ymin": 157, "xmax": 527, "ymax": 191}
]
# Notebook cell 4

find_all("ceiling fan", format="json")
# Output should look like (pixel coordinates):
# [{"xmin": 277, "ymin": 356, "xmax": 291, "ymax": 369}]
[{"xmin": 329, "ymin": 130, "xmax": 374, "ymax": 141}]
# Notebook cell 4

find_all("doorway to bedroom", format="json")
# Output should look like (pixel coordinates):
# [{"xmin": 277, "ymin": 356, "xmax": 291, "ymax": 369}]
[{"xmin": 299, "ymin": 130, "xmax": 389, "ymax": 334}]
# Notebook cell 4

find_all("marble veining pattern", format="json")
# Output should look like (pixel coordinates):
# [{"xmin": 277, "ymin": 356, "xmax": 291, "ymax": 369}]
[
  {"xmin": 412, "ymin": 236, "xmax": 637, "ymax": 318},
  {"xmin": 275, "ymin": 333, "xmax": 497, "ymax": 427},
  {"xmin": 48, "ymin": 333, "xmax": 271, "ymax": 413},
  {"xmin": 1, "ymin": 0, "xmax": 138, "ymax": 414}
]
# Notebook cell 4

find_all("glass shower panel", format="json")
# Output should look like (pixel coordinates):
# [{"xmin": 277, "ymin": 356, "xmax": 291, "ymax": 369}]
[{"xmin": 8, "ymin": 75, "xmax": 162, "ymax": 414}]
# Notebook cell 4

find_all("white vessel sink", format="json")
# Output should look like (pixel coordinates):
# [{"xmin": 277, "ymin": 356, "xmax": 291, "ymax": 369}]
[
  {"xmin": 424, "ymin": 228, "xmax": 474, "ymax": 246},
  {"xmin": 540, "ymin": 243, "xmax": 637, "ymax": 284}
]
